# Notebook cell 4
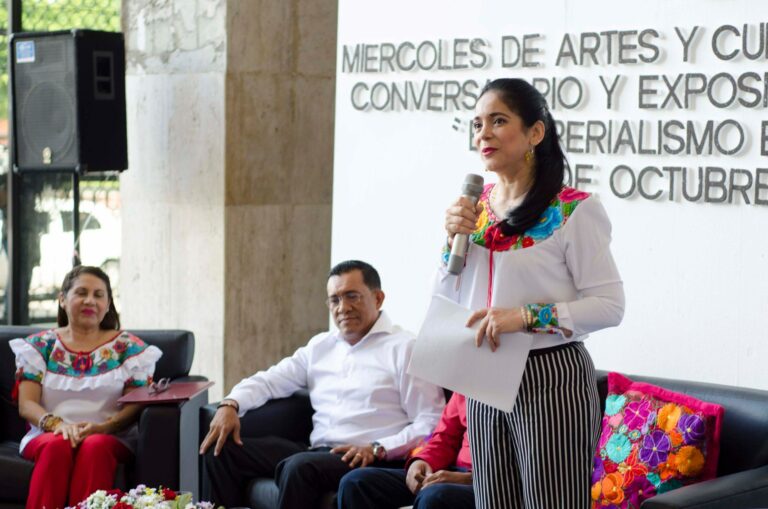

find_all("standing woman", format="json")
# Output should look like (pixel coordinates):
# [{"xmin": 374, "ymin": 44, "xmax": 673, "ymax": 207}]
[
  {"xmin": 438, "ymin": 78, "xmax": 624, "ymax": 508},
  {"xmin": 9, "ymin": 266, "xmax": 161, "ymax": 509}
]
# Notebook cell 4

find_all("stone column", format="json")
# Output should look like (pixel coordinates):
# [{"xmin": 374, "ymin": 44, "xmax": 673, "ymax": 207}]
[{"xmin": 121, "ymin": 0, "xmax": 336, "ymax": 398}]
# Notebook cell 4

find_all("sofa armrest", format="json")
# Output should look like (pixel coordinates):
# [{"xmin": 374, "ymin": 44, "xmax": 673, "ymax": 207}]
[
  {"xmin": 172, "ymin": 375, "xmax": 209, "ymax": 383},
  {"xmin": 134, "ymin": 390, "xmax": 209, "ymax": 499},
  {"xmin": 201, "ymin": 390, "xmax": 314, "ymax": 445},
  {"xmin": 642, "ymin": 465, "xmax": 768, "ymax": 508}
]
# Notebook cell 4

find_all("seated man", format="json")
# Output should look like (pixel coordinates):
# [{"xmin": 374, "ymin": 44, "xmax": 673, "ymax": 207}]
[
  {"xmin": 338, "ymin": 393, "xmax": 474, "ymax": 509},
  {"xmin": 200, "ymin": 260, "xmax": 445, "ymax": 508}
]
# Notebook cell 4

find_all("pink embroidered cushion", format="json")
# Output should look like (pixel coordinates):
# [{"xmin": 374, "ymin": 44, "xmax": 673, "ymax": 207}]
[{"xmin": 591, "ymin": 372, "xmax": 724, "ymax": 508}]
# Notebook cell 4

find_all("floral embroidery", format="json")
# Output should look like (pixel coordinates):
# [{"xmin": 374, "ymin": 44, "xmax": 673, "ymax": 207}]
[
  {"xmin": 640, "ymin": 430, "xmax": 671, "ymax": 468},
  {"xmin": 606, "ymin": 433, "xmax": 632, "ymax": 463},
  {"xmin": 125, "ymin": 376, "xmax": 151, "ymax": 388},
  {"xmin": 22, "ymin": 330, "xmax": 150, "ymax": 381},
  {"xmin": 469, "ymin": 185, "xmax": 589, "ymax": 252},
  {"xmin": 526, "ymin": 205, "xmax": 563, "ymax": 240},
  {"xmin": 678, "ymin": 414, "xmax": 706, "ymax": 444},
  {"xmin": 658, "ymin": 402, "xmax": 682, "ymax": 432},
  {"xmin": 72, "ymin": 353, "xmax": 94, "ymax": 373},
  {"xmin": 600, "ymin": 472, "xmax": 625, "ymax": 505},
  {"xmin": 624, "ymin": 400, "xmax": 652, "ymax": 430},
  {"xmin": 52, "ymin": 348, "xmax": 66, "ymax": 363},
  {"xmin": 676, "ymin": 446, "xmax": 705, "ymax": 476},
  {"xmin": 16, "ymin": 367, "xmax": 43, "ymax": 384},
  {"xmin": 605, "ymin": 394, "xmax": 627, "ymax": 416},
  {"xmin": 592, "ymin": 374, "xmax": 722, "ymax": 508},
  {"xmin": 525, "ymin": 303, "xmax": 564, "ymax": 336}
]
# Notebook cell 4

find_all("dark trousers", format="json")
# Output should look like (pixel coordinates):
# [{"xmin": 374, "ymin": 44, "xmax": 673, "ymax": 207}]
[
  {"xmin": 204, "ymin": 436, "xmax": 397, "ymax": 509},
  {"xmin": 337, "ymin": 467, "xmax": 475, "ymax": 509}
]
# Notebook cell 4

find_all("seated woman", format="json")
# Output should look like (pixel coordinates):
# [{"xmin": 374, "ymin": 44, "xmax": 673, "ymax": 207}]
[
  {"xmin": 9, "ymin": 265, "xmax": 162, "ymax": 509},
  {"xmin": 338, "ymin": 393, "xmax": 473, "ymax": 509}
]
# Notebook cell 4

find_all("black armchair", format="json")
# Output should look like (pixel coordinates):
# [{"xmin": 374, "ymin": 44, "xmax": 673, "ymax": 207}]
[
  {"xmin": 0, "ymin": 327, "xmax": 208, "ymax": 508},
  {"xmin": 200, "ymin": 390, "xmax": 320, "ymax": 509},
  {"xmin": 595, "ymin": 371, "xmax": 768, "ymax": 508}
]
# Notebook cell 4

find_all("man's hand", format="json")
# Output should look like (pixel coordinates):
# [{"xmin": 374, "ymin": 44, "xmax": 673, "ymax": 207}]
[
  {"xmin": 421, "ymin": 470, "xmax": 472, "ymax": 488},
  {"xmin": 331, "ymin": 444, "xmax": 376, "ymax": 468},
  {"xmin": 199, "ymin": 405, "xmax": 242, "ymax": 456},
  {"xmin": 406, "ymin": 459, "xmax": 433, "ymax": 494}
]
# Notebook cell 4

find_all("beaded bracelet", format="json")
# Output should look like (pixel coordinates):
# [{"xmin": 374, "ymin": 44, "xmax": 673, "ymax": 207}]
[
  {"xmin": 38, "ymin": 413, "xmax": 51, "ymax": 429},
  {"xmin": 39, "ymin": 413, "xmax": 63, "ymax": 432}
]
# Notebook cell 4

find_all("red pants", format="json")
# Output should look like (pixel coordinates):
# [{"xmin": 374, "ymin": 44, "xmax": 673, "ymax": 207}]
[{"xmin": 22, "ymin": 433, "xmax": 132, "ymax": 509}]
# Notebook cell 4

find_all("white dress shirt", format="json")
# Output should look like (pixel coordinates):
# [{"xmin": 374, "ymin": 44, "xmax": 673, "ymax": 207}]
[{"xmin": 225, "ymin": 311, "xmax": 445, "ymax": 459}]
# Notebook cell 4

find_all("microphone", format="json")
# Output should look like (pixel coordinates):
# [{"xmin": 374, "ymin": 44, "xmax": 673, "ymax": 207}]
[{"xmin": 447, "ymin": 173, "xmax": 484, "ymax": 275}]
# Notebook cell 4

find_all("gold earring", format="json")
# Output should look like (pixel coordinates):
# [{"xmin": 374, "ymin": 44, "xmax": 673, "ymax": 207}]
[{"xmin": 524, "ymin": 148, "xmax": 534, "ymax": 163}]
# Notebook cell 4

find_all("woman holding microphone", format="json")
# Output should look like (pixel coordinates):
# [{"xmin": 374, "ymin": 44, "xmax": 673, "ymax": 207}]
[{"xmin": 439, "ymin": 78, "xmax": 624, "ymax": 509}]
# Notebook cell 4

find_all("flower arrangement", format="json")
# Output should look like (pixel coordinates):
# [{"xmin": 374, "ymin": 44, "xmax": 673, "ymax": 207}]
[{"xmin": 67, "ymin": 485, "xmax": 221, "ymax": 509}]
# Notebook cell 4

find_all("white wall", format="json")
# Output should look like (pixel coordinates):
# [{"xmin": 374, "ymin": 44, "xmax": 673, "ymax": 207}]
[{"xmin": 332, "ymin": 0, "xmax": 768, "ymax": 389}]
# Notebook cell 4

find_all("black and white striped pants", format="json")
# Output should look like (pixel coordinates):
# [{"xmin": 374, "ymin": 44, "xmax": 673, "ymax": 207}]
[{"xmin": 467, "ymin": 342, "xmax": 600, "ymax": 509}]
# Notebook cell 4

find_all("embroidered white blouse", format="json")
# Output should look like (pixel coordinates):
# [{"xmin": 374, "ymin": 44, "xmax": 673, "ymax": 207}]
[
  {"xmin": 9, "ymin": 329, "xmax": 162, "ymax": 453},
  {"xmin": 436, "ymin": 186, "xmax": 625, "ymax": 350}
]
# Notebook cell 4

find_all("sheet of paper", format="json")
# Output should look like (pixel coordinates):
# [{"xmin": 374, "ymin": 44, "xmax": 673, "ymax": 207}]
[{"xmin": 408, "ymin": 295, "xmax": 533, "ymax": 412}]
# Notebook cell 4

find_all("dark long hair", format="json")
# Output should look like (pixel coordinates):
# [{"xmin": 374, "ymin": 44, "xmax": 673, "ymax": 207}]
[
  {"xmin": 480, "ymin": 78, "xmax": 569, "ymax": 236},
  {"xmin": 58, "ymin": 265, "xmax": 121, "ymax": 330}
]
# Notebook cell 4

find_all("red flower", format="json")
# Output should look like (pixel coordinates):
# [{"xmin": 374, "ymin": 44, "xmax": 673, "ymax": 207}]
[
  {"xmin": 162, "ymin": 488, "xmax": 177, "ymax": 501},
  {"xmin": 113, "ymin": 503, "xmax": 133, "ymax": 509},
  {"xmin": 617, "ymin": 449, "xmax": 648, "ymax": 486},
  {"xmin": 106, "ymin": 489, "xmax": 124, "ymax": 497},
  {"xmin": 521, "ymin": 236, "xmax": 534, "ymax": 248},
  {"xmin": 72, "ymin": 353, "xmax": 93, "ymax": 373},
  {"xmin": 603, "ymin": 459, "xmax": 618, "ymax": 473},
  {"xmin": 113, "ymin": 341, "xmax": 127, "ymax": 353},
  {"xmin": 483, "ymin": 224, "xmax": 518, "ymax": 252},
  {"xmin": 52, "ymin": 348, "xmax": 65, "ymax": 362},
  {"xmin": 560, "ymin": 187, "xmax": 590, "ymax": 203}
]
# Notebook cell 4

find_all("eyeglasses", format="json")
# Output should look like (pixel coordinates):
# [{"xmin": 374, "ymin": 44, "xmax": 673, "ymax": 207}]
[
  {"xmin": 148, "ymin": 377, "xmax": 170, "ymax": 395},
  {"xmin": 326, "ymin": 291, "xmax": 364, "ymax": 309}
]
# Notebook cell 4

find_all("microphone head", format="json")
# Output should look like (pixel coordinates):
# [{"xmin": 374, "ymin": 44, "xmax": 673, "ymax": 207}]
[{"xmin": 461, "ymin": 173, "xmax": 485, "ymax": 198}]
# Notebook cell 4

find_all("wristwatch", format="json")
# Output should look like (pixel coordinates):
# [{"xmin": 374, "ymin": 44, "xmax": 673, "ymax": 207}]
[
  {"xmin": 217, "ymin": 399, "xmax": 239, "ymax": 412},
  {"xmin": 371, "ymin": 441, "xmax": 386, "ymax": 461}
]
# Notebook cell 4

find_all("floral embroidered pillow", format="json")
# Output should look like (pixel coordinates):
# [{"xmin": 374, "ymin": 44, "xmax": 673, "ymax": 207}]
[{"xmin": 591, "ymin": 372, "xmax": 724, "ymax": 508}]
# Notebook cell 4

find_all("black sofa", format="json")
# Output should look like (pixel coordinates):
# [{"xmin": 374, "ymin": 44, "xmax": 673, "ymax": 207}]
[
  {"xmin": 0, "ymin": 326, "xmax": 209, "ymax": 508},
  {"xmin": 201, "ymin": 371, "xmax": 768, "ymax": 509}
]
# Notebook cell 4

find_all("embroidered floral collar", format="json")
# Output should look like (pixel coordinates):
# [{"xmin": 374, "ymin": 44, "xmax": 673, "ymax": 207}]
[
  {"xmin": 471, "ymin": 185, "xmax": 590, "ymax": 252},
  {"xmin": 25, "ymin": 329, "xmax": 149, "ymax": 379}
]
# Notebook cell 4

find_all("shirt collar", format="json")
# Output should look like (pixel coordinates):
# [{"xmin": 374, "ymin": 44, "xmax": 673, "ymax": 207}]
[{"xmin": 333, "ymin": 310, "xmax": 393, "ymax": 346}]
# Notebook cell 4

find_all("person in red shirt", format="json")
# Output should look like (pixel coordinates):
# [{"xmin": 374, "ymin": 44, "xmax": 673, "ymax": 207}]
[{"xmin": 337, "ymin": 393, "xmax": 473, "ymax": 509}]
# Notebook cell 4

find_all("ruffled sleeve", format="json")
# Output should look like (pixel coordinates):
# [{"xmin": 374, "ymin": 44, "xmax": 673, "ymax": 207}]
[
  {"xmin": 9, "ymin": 334, "xmax": 52, "ymax": 384},
  {"xmin": 118, "ymin": 333, "xmax": 163, "ymax": 387}
]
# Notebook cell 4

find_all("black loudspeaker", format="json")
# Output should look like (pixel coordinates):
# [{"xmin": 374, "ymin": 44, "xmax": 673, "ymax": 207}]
[{"xmin": 10, "ymin": 29, "xmax": 127, "ymax": 173}]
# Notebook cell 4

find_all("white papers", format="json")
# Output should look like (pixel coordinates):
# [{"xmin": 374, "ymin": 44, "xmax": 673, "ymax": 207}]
[{"xmin": 408, "ymin": 295, "xmax": 533, "ymax": 412}]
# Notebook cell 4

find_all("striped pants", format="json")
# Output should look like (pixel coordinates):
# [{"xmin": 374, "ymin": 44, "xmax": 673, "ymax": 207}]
[{"xmin": 467, "ymin": 342, "xmax": 600, "ymax": 509}]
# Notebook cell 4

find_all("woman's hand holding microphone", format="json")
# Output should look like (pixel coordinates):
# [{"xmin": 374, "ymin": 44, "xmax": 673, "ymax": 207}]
[
  {"xmin": 445, "ymin": 197, "xmax": 527, "ymax": 353},
  {"xmin": 444, "ymin": 197, "xmax": 482, "ymax": 242}
]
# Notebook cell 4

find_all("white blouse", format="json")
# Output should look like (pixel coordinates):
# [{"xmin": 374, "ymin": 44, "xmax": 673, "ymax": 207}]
[
  {"xmin": 10, "ymin": 330, "xmax": 162, "ymax": 453},
  {"xmin": 435, "ymin": 186, "xmax": 625, "ymax": 351}
]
